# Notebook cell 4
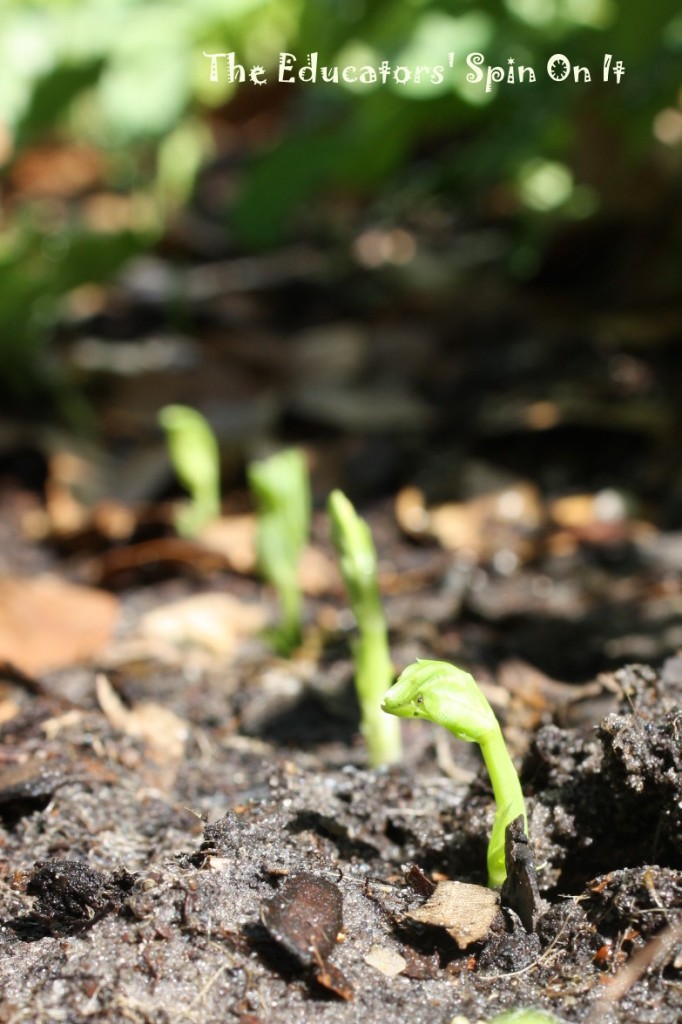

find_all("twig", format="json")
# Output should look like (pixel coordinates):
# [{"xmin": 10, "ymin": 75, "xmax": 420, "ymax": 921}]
[{"xmin": 585, "ymin": 920, "xmax": 682, "ymax": 1023}]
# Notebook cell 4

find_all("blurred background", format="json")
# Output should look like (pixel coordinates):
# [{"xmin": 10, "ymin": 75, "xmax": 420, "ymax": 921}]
[{"xmin": 1, "ymin": 0, "xmax": 682, "ymax": 681}]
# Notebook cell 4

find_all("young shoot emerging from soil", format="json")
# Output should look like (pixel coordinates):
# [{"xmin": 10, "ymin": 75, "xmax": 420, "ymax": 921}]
[
  {"xmin": 158, "ymin": 404, "xmax": 221, "ymax": 537},
  {"xmin": 327, "ymin": 490, "xmax": 401, "ymax": 768},
  {"xmin": 248, "ymin": 449, "xmax": 311, "ymax": 655},
  {"xmin": 382, "ymin": 659, "xmax": 526, "ymax": 887}
]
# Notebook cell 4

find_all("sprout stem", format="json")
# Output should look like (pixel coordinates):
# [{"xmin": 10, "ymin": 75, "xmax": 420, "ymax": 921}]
[
  {"xmin": 327, "ymin": 490, "xmax": 401, "ymax": 768},
  {"xmin": 480, "ymin": 723, "xmax": 527, "ymax": 888},
  {"xmin": 278, "ymin": 580, "xmax": 304, "ymax": 655},
  {"xmin": 354, "ymin": 616, "xmax": 401, "ymax": 768},
  {"xmin": 158, "ymin": 404, "xmax": 221, "ymax": 537},
  {"xmin": 248, "ymin": 449, "xmax": 310, "ymax": 656}
]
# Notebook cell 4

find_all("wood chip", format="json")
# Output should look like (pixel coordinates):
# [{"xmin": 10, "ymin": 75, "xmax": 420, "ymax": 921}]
[
  {"xmin": 406, "ymin": 880, "xmax": 499, "ymax": 949},
  {"xmin": 364, "ymin": 945, "xmax": 407, "ymax": 977}
]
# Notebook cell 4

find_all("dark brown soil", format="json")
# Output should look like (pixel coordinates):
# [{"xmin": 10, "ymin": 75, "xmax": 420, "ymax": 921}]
[
  {"xmin": 2, "ymin": 200, "xmax": 682, "ymax": 1023},
  {"xmin": 1, "ymin": 626, "xmax": 680, "ymax": 1024}
]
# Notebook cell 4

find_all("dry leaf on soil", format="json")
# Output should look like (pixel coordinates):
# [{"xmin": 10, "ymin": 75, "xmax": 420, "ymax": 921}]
[
  {"xmin": 405, "ymin": 880, "xmax": 499, "ymax": 949},
  {"xmin": 199, "ymin": 515, "xmax": 340, "ymax": 595},
  {"xmin": 0, "ymin": 576, "xmax": 119, "ymax": 676},
  {"xmin": 198, "ymin": 515, "xmax": 257, "ymax": 573},
  {"xmin": 96, "ymin": 674, "xmax": 188, "ymax": 768},
  {"xmin": 395, "ymin": 484, "xmax": 542, "ymax": 562},
  {"xmin": 138, "ymin": 592, "xmax": 266, "ymax": 656}
]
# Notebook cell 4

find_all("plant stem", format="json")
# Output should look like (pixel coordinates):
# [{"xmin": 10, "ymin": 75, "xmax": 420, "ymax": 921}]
[
  {"xmin": 480, "ymin": 723, "xmax": 527, "ymax": 887},
  {"xmin": 277, "ymin": 579, "xmax": 302, "ymax": 653},
  {"xmin": 199, "ymin": 486, "xmax": 221, "ymax": 525},
  {"xmin": 355, "ymin": 616, "xmax": 401, "ymax": 768}
]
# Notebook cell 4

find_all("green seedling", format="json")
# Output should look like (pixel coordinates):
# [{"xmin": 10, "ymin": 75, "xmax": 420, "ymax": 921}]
[
  {"xmin": 327, "ymin": 490, "xmax": 401, "ymax": 768},
  {"xmin": 158, "ymin": 404, "xmax": 221, "ymax": 537},
  {"xmin": 247, "ymin": 448, "xmax": 311, "ymax": 655},
  {"xmin": 382, "ymin": 659, "xmax": 526, "ymax": 887}
]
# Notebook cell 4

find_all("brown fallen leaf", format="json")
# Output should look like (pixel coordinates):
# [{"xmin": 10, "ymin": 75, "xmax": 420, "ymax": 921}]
[
  {"xmin": 0, "ymin": 576, "xmax": 119, "ymax": 676},
  {"xmin": 200, "ymin": 515, "xmax": 340, "ymax": 596},
  {"xmin": 297, "ymin": 546, "xmax": 341, "ymax": 596},
  {"xmin": 90, "ymin": 537, "xmax": 232, "ymax": 588},
  {"xmin": 198, "ymin": 515, "xmax": 257, "ymax": 573},
  {"xmin": 395, "ymin": 483, "xmax": 542, "ymax": 563},
  {"xmin": 138, "ymin": 593, "xmax": 266, "ymax": 657},
  {"xmin": 10, "ymin": 143, "xmax": 103, "ymax": 197},
  {"xmin": 96, "ymin": 674, "xmax": 188, "ymax": 770},
  {"xmin": 405, "ymin": 880, "xmax": 499, "ymax": 949}
]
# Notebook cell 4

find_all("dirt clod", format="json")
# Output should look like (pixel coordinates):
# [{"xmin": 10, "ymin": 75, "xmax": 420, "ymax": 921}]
[{"xmin": 22, "ymin": 859, "xmax": 136, "ymax": 935}]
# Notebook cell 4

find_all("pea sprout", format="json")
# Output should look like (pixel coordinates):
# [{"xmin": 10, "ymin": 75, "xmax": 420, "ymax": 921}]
[
  {"xmin": 382, "ymin": 658, "xmax": 526, "ymax": 886},
  {"xmin": 328, "ymin": 489, "xmax": 401, "ymax": 767},
  {"xmin": 248, "ymin": 448, "xmax": 311, "ymax": 655},
  {"xmin": 159, "ymin": 404, "xmax": 221, "ymax": 537}
]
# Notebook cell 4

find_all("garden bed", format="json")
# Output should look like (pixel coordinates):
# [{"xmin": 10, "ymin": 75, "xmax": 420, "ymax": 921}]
[{"xmin": 0, "ymin": 537, "xmax": 680, "ymax": 1024}]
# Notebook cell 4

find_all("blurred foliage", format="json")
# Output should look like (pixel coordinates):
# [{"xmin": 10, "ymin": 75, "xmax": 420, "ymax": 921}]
[
  {"xmin": 0, "ymin": 0, "xmax": 680, "ymax": 417},
  {"xmin": 248, "ymin": 448, "xmax": 311, "ymax": 655},
  {"xmin": 233, "ymin": 0, "xmax": 682, "ymax": 243},
  {"xmin": 158, "ymin": 403, "xmax": 222, "ymax": 537},
  {"xmin": 0, "ymin": 220, "xmax": 141, "ymax": 424}
]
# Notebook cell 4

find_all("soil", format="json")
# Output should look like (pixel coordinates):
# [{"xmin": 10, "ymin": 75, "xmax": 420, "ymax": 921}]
[
  {"xmin": 1, "ymin": 157, "xmax": 682, "ymax": 1023},
  {"xmin": 0, "ymin": 562, "xmax": 680, "ymax": 1024}
]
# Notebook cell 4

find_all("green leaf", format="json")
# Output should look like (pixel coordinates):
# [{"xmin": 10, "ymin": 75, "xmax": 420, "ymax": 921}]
[
  {"xmin": 14, "ymin": 58, "xmax": 105, "ymax": 147},
  {"xmin": 158, "ymin": 404, "xmax": 222, "ymax": 537},
  {"xmin": 248, "ymin": 448, "xmax": 311, "ymax": 653}
]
